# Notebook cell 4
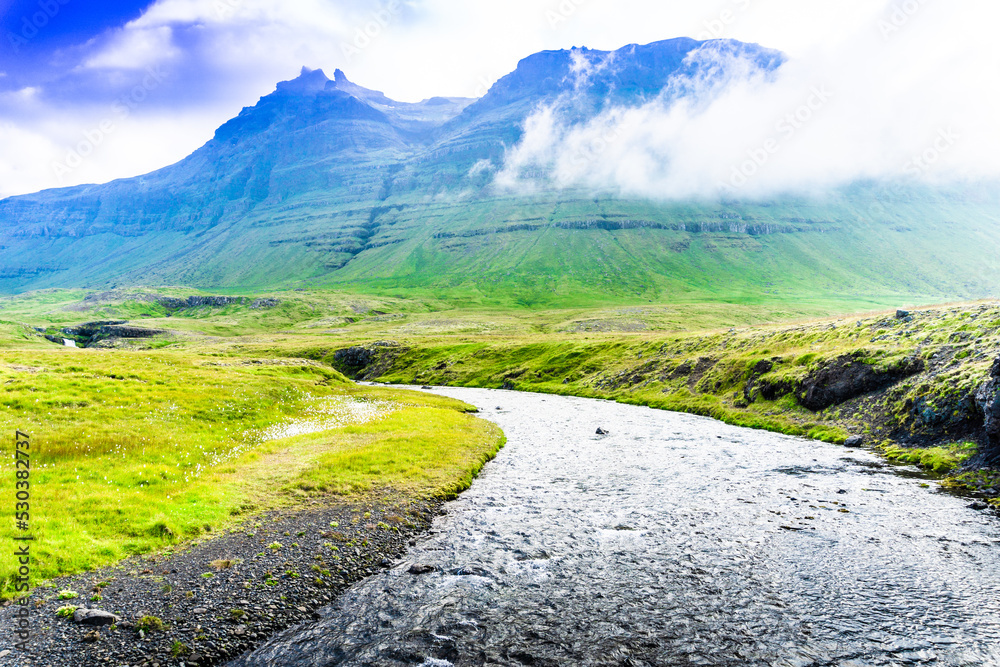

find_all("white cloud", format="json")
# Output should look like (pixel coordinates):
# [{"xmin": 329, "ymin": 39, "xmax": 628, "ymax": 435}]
[
  {"xmin": 496, "ymin": 0, "xmax": 1000, "ymax": 198},
  {"xmin": 0, "ymin": 123, "xmax": 62, "ymax": 197},
  {"xmin": 1, "ymin": 86, "xmax": 41, "ymax": 103},
  {"xmin": 83, "ymin": 26, "xmax": 180, "ymax": 70}
]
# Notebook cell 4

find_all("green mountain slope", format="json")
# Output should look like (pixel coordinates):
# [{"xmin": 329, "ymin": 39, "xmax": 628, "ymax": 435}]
[{"xmin": 0, "ymin": 38, "xmax": 997, "ymax": 308}]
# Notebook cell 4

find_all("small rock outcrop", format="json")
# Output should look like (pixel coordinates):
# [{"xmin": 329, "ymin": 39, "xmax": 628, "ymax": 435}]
[
  {"xmin": 250, "ymin": 298, "xmax": 280, "ymax": 310},
  {"xmin": 797, "ymin": 353, "xmax": 924, "ymax": 411},
  {"xmin": 333, "ymin": 346, "xmax": 376, "ymax": 371},
  {"xmin": 157, "ymin": 295, "xmax": 243, "ymax": 309},
  {"xmin": 974, "ymin": 357, "xmax": 1000, "ymax": 465},
  {"xmin": 54, "ymin": 321, "xmax": 166, "ymax": 347},
  {"xmin": 331, "ymin": 342, "xmax": 402, "ymax": 380},
  {"xmin": 742, "ymin": 358, "xmax": 799, "ymax": 404}
]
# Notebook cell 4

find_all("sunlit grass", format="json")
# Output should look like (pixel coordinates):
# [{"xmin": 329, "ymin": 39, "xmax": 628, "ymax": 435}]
[
  {"xmin": 879, "ymin": 442, "xmax": 979, "ymax": 473},
  {"xmin": 0, "ymin": 348, "xmax": 502, "ymax": 596}
]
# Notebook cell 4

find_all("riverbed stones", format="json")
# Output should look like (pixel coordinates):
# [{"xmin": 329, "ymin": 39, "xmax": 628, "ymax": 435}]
[
  {"xmin": 407, "ymin": 564, "xmax": 435, "ymax": 575},
  {"xmin": 845, "ymin": 435, "xmax": 865, "ymax": 448}
]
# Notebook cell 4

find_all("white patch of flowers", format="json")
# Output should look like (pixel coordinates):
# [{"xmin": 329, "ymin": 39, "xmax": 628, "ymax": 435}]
[{"xmin": 255, "ymin": 396, "xmax": 398, "ymax": 442}]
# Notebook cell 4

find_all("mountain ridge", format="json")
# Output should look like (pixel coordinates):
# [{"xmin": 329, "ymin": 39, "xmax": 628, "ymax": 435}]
[{"xmin": 0, "ymin": 38, "xmax": 998, "ymax": 309}]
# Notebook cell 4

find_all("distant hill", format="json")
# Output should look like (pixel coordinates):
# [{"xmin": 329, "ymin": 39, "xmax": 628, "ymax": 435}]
[{"xmin": 1, "ymin": 37, "xmax": 998, "ymax": 308}]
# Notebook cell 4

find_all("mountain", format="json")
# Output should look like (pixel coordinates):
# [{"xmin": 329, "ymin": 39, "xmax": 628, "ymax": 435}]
[{"xmin": 1, "ymin": 37, "xmax": 999, "ymax": 308}]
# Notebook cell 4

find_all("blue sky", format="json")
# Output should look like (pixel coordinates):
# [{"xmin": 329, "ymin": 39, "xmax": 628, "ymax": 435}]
[
  {"xmin": 1, "ymin": 0, "xmax": 153, "ymax": 59},
  {"xmin": 0, "ymin": 0, "xmax": 997, "ymax": 199}
]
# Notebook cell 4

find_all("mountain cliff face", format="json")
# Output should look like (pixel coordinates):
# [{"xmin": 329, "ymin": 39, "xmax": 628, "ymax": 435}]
[{"xmin": 0, "ymin": 38, "xmax": 998, "ymax": 307}]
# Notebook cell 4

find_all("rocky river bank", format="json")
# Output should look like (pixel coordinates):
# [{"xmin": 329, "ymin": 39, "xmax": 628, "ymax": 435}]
[{"xmin": 0, "ymin": 495, "xmax": 440, "ymax": 667}]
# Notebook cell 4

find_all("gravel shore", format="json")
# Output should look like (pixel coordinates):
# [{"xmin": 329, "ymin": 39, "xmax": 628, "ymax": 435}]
[{"xmin": 0, "ymin": 494, "xmax": 442, "ymax": 667}]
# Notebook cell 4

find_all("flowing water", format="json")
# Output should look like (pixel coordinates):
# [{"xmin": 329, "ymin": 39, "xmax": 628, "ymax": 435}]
[{"xmin": 231, "ymin": 388, "xmax": 1000, "ymax": 667}]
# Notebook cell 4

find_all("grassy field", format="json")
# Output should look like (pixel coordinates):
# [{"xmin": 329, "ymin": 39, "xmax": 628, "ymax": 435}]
[
  {"xmin": 0, "ymin": 285, "xmax": 929, "ymax": 340},
  {"xmin": 0, "ymin": 344, "xmax": 503, "ymax": 596}
]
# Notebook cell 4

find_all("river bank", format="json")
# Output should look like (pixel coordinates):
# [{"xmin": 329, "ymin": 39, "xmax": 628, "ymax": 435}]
[
  {"xmin": 312, "ymin": 303, "xmax": 1000, "ymax": 504},
  {"xmin": 0, "ymin": 494, "xmax": 442, "ymax": 667},
  {"xmin": 0, "ymin": 353, "xmax": 504, "ymax": 666}
]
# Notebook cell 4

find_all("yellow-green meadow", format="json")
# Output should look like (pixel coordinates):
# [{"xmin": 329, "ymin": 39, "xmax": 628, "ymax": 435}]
[{"xmin": 0, "ymin": 347, "xmax": 503, "ymax": 595}]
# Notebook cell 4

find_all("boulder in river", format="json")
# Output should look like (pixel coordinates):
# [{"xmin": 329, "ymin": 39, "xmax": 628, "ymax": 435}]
[
  {"xmin": 844, "ymin": 435, "xmax": 865, "ymax": 448},
  {"xmin": 596, "ymin": 427, "xmax": 609, "ymax": 435}
]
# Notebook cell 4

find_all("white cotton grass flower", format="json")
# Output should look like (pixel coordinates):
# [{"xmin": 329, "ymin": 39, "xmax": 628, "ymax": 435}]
[
  {"xmin": 165, "ymin": 396, "xmax": 400, "ymax": 482},
  {"xmin": 254, "ymin": 396, "xmax": 398, "ymax": 442}
]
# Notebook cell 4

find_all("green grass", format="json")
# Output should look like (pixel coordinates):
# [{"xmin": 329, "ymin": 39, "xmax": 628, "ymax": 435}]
[
  {"xmin": 879, "ymin": 442, "xmax": 979, "ymax": 473},
  {"xmin": 943, "ymin": 469, "xmax": 1000, "ymax": 506},
  {"xmin": 0, "ymin": 286, "xmax": 913, "ymax": 341},
  {"xmin": 7, "ymin": 180, "xmax": 1000, "ymax": 313},
  {"xmin": 289, "ymin": 407, "xmax": 504, "ymax": 499},
  {"xmin": 0, "ymin": 346, "xmax": 503, "ymax": 597}
]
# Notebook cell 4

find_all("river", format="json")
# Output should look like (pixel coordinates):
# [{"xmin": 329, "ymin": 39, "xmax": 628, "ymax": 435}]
[{"xmin": 231, "ymin": 387, "xmax": 1000, "ymax": 666}]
